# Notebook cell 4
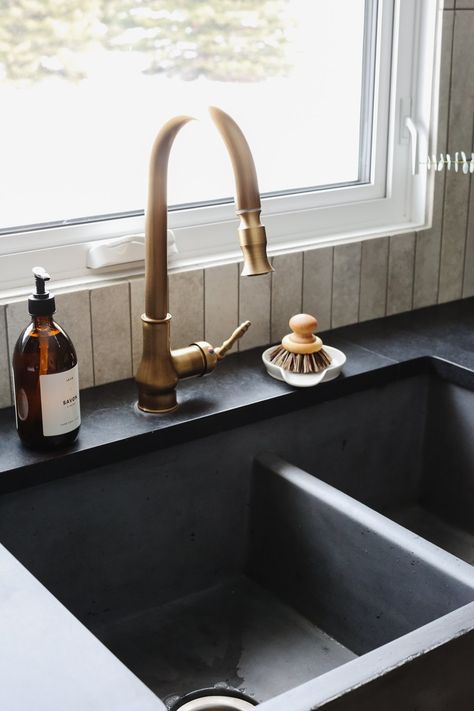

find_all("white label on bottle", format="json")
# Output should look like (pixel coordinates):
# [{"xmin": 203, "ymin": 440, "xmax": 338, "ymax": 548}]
[{"xmin": 39, "ymin": 365, "xmax": 81, "ymax": 436}]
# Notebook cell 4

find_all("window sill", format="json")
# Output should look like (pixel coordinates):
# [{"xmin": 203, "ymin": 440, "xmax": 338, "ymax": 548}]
[{"xmin": 0, "ymin": 209, "xmax": 431, "ymax": 303}]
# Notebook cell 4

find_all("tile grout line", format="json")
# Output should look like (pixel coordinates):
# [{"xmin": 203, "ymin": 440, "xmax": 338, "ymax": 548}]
[
  {"xmin": 413, "ymin": 229, "xmax": 419, "ymax": 307},
  {"xmin": 237, "ymin": 262, "xmax": 241, "ymax": 351},
  {"xmin": 357, "ymin": 242, "xmax": 365, "ymax": 322},
  {"xmin": 410, "ymin": 234, "xmax": 416, "ymax": 311},
  {"xmin": 329, "ymin": 246, "xmax": 335, "ymax": 329},
  {"xmin": 385, "ymin": 236, "xmax": 392, "ymax": 316},
  {"xmin": 127, "ymin": 282, "xmax": 134, "ymax": 376},
  {"xmin": 235, "ymin": 263, "xmax": 239, "ymax": 331},
  {"xmin": 461, "ymin": 113, "xmax": 474, "ymax": 295},
  {"xmin": 437, "ymin": 9, "xmax": 456, "ymax": 303},
  {"xmin": 202, "ymin": 269, "xmax": 206, "ymax": 341},
  {"xmin": 3, "ymin": 305, "xmax": 13, "ymax": 405},
  {"xmin": 300, "ymin": 251, "xmax": 305, "ymax": 314},
  {"xmin": 269, "ymin": 257, "xmax": 274, "ymax": 345},
  {"xmin": 356, "ymin": 242, "xmax": 362, "ymax": 324},
  {"xmin": 88, "ymin": 290, "xmax": 96, "ymax": 386}
]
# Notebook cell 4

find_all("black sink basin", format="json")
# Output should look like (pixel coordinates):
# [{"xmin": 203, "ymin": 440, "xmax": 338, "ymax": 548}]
[
  {"xmin": 256, "ymin": 358, "xmax": 474, "ymax": 566},
  {"xmin": 1, "ymin": 357, "xmax": 474, "ymax": 710}
]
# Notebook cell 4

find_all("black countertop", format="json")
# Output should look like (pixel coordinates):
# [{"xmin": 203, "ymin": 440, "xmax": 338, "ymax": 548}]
[{"xmin": 1, "ymin": 298, "xmax": 473, "ymax": 493}]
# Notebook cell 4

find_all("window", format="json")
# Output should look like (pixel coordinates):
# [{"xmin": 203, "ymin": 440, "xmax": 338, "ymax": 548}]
[{"xmin": 0, "ymin": 0, "xmax": 442, "ymax": 292}]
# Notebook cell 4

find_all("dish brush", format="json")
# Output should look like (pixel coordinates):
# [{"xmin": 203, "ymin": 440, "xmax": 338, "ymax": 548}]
[{"xmin": 269, "ymin": 314, "xmax": 332, "ymax": 373}]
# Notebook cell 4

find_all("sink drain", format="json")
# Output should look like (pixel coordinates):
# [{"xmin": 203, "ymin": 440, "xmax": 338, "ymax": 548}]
[{"xmin": 169, "ymin": 688, "xmax": 257, "ymax": 711}]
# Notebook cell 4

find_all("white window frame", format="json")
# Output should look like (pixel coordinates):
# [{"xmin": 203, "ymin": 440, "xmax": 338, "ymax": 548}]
[{"xmin": 0, "ymin": 0, "xmax": 442, "ymax": 297}]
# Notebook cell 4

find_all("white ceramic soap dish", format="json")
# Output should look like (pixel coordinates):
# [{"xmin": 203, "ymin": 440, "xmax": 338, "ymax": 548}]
[{"xmin": 262, "ymin": 344, "xmax": 346, "ymax": 388}]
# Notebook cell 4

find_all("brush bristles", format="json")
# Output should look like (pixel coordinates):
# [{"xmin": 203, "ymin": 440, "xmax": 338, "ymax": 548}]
[{"xmin": 269, "ymin": 344, "xmax": 332, "ymax": 373}]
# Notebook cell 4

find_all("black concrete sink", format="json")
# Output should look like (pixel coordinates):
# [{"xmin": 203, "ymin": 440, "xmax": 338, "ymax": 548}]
[
  {"xmin": 1, "ymin": 357, "xmax": 474, "ymax": 710},
  {"xmin": 257, "ymin": 358, "xmax": 474, "ymax": 566}
]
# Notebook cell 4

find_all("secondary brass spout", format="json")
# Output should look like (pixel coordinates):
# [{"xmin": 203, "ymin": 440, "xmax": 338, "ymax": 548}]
[
  {"xmin": 210, "ymin": 106, "xmax": 273, "ymax": 277},
  {"xmin": 136, "ymin": 107, "xmax": 273, "ymax": 413}
]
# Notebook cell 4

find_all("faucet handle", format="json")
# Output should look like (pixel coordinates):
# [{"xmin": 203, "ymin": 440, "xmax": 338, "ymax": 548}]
[{"xmin": 215, "ymin": 320, "xmax": 251, "ymax": 360}]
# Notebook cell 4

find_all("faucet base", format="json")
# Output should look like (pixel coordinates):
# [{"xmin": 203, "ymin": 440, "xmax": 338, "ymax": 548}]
[
  {"xmin": 136, "ymin": 313, "xmax": 180, "ymax": 413},
  {"xmin": 137, "ymin": 391, "xmax": 178, "ymax": 414}
]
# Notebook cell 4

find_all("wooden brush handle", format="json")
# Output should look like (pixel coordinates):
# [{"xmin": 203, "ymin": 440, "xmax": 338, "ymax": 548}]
[
  {"xmin": 282, "ymin": 313, "xmax": 322, "ymax": 354},
  {"xmin": 289, "ymin": 314, "xmax": 318, "ymax": 342}
]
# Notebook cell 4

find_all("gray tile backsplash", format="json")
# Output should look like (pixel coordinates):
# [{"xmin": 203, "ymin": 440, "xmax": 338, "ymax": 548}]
[
  {"xmin": 439, "ymin": 170, "xmax": 469, "ymax": 303},
  {"xmin": 90, "ymin": 283, "xmax": 132, "ymax": 386},
  {"xmin": 387, "ymin": 234, "xmax": 416, "ymax": 316},
  {"xmin": 0, "ymin": 307, "xmax": 11, "ymax": 409},
  {"xmin": 302, "ymin": 247, "xmax": 333, "ymax": 332},
  {"xmin": 1, "ymin": 8, "xmax": 473, "ymax": 407},
  {"xmin": 331, "ymin": 243, "xmax": 362, "ymax": 328},
  {"xmin": 270, "ymin": 253, "xmax": 303, "ymax": 342},
  {"xmin": 359, "ymin": 237, "xmax": 389, "ymax": 322},
  {"xmin": 55, "ymin": 290, "xmax": 94, "ymax": 390},
  {"xmin": 238, "ymin": 269, "xmax": 272, "ymax": 351},
  {"xmin": 464, "ymin": 177, "xmax": 474, "ymax": 297},
  {"xmin": 204, "ymin": 263, "xmax": 239, "ymax": 349},
  {"xmin": 414, "ymin": 9, "xmax": 454, "ymax": 310},
  {"xmin": 439, "ymin": 10, "xmax": 474, "ymax": 302},
  {"xmin": 130, "ymin": 277, "xmax": 145, "ymax": 375},
  {"xmin": 169, "ymin": 270, "xmax": 204, "ymax": 350},
  {"xmin": 5, "ymin": 300, "xmax": 29, "ymax": 367}
]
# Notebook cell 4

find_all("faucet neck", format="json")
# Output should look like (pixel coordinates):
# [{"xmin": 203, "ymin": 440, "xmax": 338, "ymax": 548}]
[{"xmin": 145, "ymin": 115, "xmax": 193, "ymax": 320}]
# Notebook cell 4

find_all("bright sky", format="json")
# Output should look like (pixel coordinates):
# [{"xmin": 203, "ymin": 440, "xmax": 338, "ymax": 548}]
[{"xmin": 0, "ymin": 0, "xmax": 365, "ymax": 230}]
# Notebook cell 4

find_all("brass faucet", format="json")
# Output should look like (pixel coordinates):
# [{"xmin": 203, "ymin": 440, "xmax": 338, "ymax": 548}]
[{"xmin": 136, "ymin": 106, "xmax": 273, "ymax": 413}]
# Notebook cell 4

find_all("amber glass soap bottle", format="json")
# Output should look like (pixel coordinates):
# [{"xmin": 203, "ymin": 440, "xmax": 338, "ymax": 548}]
[{"xmin": 12, "ymin": 267, "xmax": 81, "ymax": 449}]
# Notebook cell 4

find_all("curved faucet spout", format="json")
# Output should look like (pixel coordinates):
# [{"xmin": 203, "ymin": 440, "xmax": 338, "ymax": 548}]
[{"xmin": 209, "ymin": 106, "xmax": 261, "ymax": 213}]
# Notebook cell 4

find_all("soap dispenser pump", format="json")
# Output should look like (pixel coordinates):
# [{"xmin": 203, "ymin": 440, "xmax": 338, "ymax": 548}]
[{"xmin": 12, "ymin": 267, "xmax": 81, "ymax": 449}]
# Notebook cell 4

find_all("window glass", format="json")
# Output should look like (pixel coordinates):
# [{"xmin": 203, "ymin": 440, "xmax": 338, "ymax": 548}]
[{"xmin": 0, "ymin": 0, "xmax": 367, "ymax": 232}]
